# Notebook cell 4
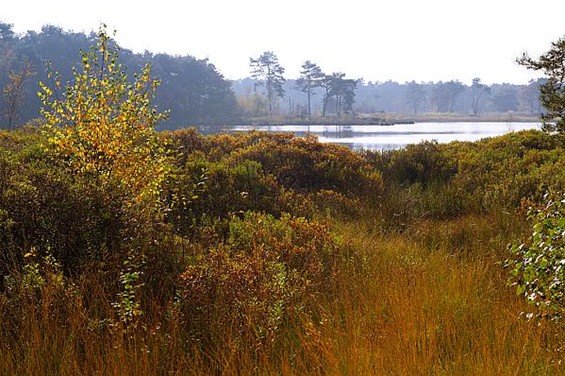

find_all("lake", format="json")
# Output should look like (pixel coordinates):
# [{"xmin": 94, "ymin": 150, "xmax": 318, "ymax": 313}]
[{"xmin": 196, "ymin": 122, "xmax": 542, "ymax": 151}]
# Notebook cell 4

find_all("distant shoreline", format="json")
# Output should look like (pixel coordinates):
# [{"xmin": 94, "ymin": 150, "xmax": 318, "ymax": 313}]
[
  {"xmin": 159, "ymin": 113, "xmax": 541, "ymax": 130},
  {"xmin": 379, "ymin": 112, "xmax": 540, "ymax": 124}
]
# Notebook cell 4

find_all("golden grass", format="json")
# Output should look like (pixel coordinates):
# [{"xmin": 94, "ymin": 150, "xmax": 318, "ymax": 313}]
[
  {"xmin": 0, "ymin": 213, "xmax": 563, "ymax": 375},
  {"xmin": 318, "ymin": 218, "xmax": 562, "ymax": 375}
]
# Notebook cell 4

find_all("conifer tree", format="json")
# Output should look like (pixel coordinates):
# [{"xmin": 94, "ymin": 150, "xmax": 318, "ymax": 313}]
[{"xmin": 518, "ymin": 37, "xmax": 565, "ymax": 133}]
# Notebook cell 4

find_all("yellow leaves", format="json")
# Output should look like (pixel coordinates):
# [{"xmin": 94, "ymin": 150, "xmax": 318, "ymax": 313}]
[
  {"xmin": 39, "ymin": 26, "xmax": 170, "ymax": 224},
  {"xmin": 42, "ymin": 87, "xmax": 53, "ymax": 96}
]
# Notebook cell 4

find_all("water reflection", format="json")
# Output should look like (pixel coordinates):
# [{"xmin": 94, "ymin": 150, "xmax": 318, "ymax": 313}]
[{"xmin": 193, "ymin": 122, "xmax": 541, "ymax": 151}]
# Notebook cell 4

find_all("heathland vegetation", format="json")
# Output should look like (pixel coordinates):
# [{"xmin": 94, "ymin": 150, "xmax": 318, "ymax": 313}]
[{"xmin": 0, "ymin": 27, "xmax": 564, "ymax": 375}]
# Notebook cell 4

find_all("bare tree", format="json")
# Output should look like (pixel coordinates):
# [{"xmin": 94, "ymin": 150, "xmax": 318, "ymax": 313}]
[{"xmin": 2, "ymin": 63, "xmax": 34, "ymax": 129}]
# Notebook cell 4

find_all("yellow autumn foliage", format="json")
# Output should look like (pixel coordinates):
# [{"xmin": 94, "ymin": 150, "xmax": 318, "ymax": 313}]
[{"xmin": 39, "ymin": 26, "xmax": 169, "ymax": 220}]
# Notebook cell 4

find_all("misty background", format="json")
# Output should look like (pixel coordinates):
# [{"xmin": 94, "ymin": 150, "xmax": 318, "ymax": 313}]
[{"xmin": 0, "ymin": 23, "xmax": 544, "ymax": 129}]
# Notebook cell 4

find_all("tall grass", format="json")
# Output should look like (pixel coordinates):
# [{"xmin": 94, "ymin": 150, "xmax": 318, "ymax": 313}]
[
  {"xmin": 1, "ymin": 212, "xmax": 562, "ymax": 375},
  {"xmin": 323, "ymin": 217, "xmax": 561, "ymax": 375}
]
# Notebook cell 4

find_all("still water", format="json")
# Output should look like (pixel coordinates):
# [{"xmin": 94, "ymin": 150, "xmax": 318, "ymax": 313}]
[{"xmin": 199, "ymin": 122, "xmax": 541, "ymax": 151}]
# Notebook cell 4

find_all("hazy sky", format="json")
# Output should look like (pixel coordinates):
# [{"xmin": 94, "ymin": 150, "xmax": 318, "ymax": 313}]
[{"xmin": 3, "ymin": 0, "xmax": 565, "ymax": 84}]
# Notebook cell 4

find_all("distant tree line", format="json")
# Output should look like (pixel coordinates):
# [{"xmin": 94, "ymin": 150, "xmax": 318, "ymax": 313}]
[
  {"xmin": 0, "ymin": 22, "xmax": 547, "ymax": 130},
  {"xmin": 0, "ymin": 22, "xmax": 238, "ymax": 129},
  {"xmin": 234, "ymin": 76, "xmax": 544, "ymax": 118}
]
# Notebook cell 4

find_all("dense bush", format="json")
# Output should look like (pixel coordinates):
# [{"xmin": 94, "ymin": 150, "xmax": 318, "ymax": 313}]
[
  {"xmin": 362, "ymin": 130, "xmax": 565, "ymax": 225},
  {"xmin": 169, "ymin": 130, "xmax": 383, "ymax": 197},
  {"xmin": 364, "ymin": 140, "xmax": 456, "ymax": 187},
  {"xmin": 166, "ymin": 152, "xmax": 313, "ymax": 236},
  {"xmin": 0, "ymin": 157, "xmax": 123, "ymax": 271},
  {"xmin": 444, "ymin": 131, "xmax": 565, "ymax": 211},
  {"xmin": 226, "ymin": 134, "xmax": 383, "ymax": 197},
  {"xmin": 166, "ymin": 130, "xmax": 383, "ymax": 222},
  {"xmin": 177, "ymin": 212, "xmax": 340, "ymax": 347}
]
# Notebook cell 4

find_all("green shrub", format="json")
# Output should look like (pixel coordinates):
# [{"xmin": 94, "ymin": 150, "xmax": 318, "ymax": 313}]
[
  {"xmin": 168, "ymin": 155, "xmax": 313, "ymax": 229},
  {"xmin": 444, "ymin": 131, "xmax": 564, "ymax": 210},
  {"xmin": 227, "ymin": 134, "xmax": 383, "ymax": 197},
  {"xmin": 508, "ymin": 192, "xmax": 565, "ymax": 320},
  {"xmin": 364, "ymin": 140, "xmax": 456, "ymax": 187},
  {"xmin": 0, "ymin": 157, "xmax": 124, "ymax": 273},
  {"xmin": 166, "ymin": 130, "xmax": 383, "ymax": 223}
]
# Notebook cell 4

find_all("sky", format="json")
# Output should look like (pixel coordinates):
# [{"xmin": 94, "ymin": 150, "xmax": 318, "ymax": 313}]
[{"xmin": 3, "ymin": 0, "xmax": 565, "ymax": 85}]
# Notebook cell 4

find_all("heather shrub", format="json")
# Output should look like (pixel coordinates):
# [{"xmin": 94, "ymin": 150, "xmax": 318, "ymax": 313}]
[
  {"xmin": 364, "ymin": 140, "xmax": 456, "ymax": 187},
  {"xmin": 177, "ymin": 212, "xmax": 340, "ymax": 347},
  {"xmin": 168, "ymin": 129, "xmax": 295, "ymax": 162},
  {"xmin": 0, "ymin": 126, "xmax": 43, "ymax": 155},
  {"xmin": 203, "ymin": 131, "xmax": 295, "ymax": 161},
  {"xmin": 446, "ymin": 131, "xmax": 565, "ymax": 211},
  {"xmin": 168, "ymin": 155, "xmax": 314, "ymax": 230},
  {"xmin": 166, "ymin": 130, "xmax": 384, "ymax": 225},
  {"xmin": 0, "ymin": 156, "xmax": 125, "ymax": 274},
  {"xmin": 363, "ymin": 131, "xmax": 565, "ymax": 226},
  {"xmin": 171, "ymin": 130, "xmax": 383, "ymax": 196},
  {"xmin": 163, "ymin": 127, "xmax": 205, "ymax": 160},
  {"xmin": 226, "ymin": 134, "xmax": 383, "ymax": 197}
]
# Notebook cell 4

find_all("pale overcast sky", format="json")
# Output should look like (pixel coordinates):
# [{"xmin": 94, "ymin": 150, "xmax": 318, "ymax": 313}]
[{"xmin": 3, "ymin": 0, "xmax": 565, "ymax": 84}]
